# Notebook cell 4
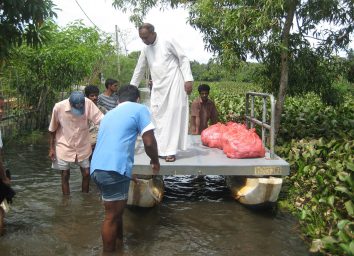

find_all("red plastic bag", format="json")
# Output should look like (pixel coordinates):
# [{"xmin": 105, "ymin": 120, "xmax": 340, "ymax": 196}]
[
  {"xmin": 223, "ymin": 128, "xmax": 266, "ymax": 158},
  {"xmin": 201, "ymin": 123, "xmax": 226, "ymax": 149},
  {"xmin": 221, "ymin": 122, "xmax": 248, "ymax": 149}
]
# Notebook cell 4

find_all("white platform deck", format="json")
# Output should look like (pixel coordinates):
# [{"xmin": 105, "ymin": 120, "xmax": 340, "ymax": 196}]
[{"xmin": 133, "ymin": 135, "xmax": 290, "ymax": 176}]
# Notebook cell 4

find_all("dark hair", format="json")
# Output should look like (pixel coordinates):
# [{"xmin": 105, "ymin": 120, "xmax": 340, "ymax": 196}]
[
  {"xmin": 105, "ymin": 78, "xmax": 118, "ymax": 89},
  {"xmin": 118, "ymin": 85, "xmax": 140, "ymax": 103},
  {"xmin": 84, "ymin": 85, "xmax": 99, "ymax": 97},
  {"xmin": 139, "ymin": 23, "xmax": 155, "ymax": 33},
  {"xmin": 198, "ymin": 84, "xmax": 210, "ymax": 93}
]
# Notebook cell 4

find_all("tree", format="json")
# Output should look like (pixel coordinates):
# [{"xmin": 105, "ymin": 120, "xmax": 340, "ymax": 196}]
[
  {"xmin": 101, "ymin": 53, "xmax": 139, "ymax": 85},
  {"xmin": 346, "ymin": 49, "xmax": 354, "ymax": 83},
  {"xmin": 111, "ymin": 0, "xmax": 353, "ymax": 136},
  {"xmin": 0, "ymin": 0, "xmax": 57, "ymax": 61},
  {"xmin": 2, "ymin": 21, "xmax": 114, "ymax": 126}
]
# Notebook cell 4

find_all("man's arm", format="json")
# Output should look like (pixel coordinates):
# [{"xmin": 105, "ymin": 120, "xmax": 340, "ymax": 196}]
[
  {"xmin": 191, "ymin": 116, "xmax": 201, "ymax": 135},
  {"xmin": 142, "ymin": 130, "xmax": 160, "ymax": 174},
  {"xmin": 0, "ymin": 148, "xmax": 10, "ymax": 185},
  {"xmin": 49, "ymin": 131, "xmax": 56, "ymax": 161},
  {"xmin": 210, "ymin": 102, "xmax": 218, "ymax": 125},
  {"xmin": 48, "ymin": 106, "xmax": 59, "ymax": 162},
  {"xmin": 168, "ymin": 38, "xmax": 194, "ymax": 95},
  {"xmin": 87, "ymin": 100, "xmax": 104, "ymax": 125},
  {"xmin": 184, "ymin": 81, "xmax": 193, "ymax": 95},
  {"xmin": 130, "ymin": 51, "xmax": 148, "ymax": 87},
  {"xmin": 191, "ymin": 101, "xmax": 200, "ymax": 135}
]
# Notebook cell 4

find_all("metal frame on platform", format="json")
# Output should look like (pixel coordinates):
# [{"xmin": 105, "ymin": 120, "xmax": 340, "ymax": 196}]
[{"xmin": 245, "ymin": 92, "xmax": 276, "ymax": 159}]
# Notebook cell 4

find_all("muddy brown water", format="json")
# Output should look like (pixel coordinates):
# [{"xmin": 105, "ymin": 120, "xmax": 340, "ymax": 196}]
[{"xmin": 0, "ymin": 138, "xmax": 310, "ymax": 256}]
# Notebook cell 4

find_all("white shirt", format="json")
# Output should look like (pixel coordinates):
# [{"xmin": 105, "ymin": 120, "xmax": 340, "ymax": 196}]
[{"xmin": 130, "ymin": 35, "xmax": 193, "ymax": 155}]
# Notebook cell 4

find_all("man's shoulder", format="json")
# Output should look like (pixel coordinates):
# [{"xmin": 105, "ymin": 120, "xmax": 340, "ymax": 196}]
[
  {"xmin": 207, "ymin": 98, "xmax": 216, "ymax": 104},
  {"xmin": 54, "ymin": 99, "xmax": 69, "ymax": 109},
  {"xmin": 192, "ymin": 97, "xmax": 200, "ymax": 103},
  {"xmin": 124, "ymin": 102, "xmax": 147, "ymax": 110},
  {"xmin": 98, "ymin": 93, "xmax": 106, "ymax": 99},
  {"xmin": 192, "ymin": 98, "xmax": 201, "ymax": 106},
  {"xmin": 207, "ymin": 99, "xmax": 217, "ymax": 107}
]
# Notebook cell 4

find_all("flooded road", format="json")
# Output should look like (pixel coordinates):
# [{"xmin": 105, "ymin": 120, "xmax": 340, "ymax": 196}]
[{"xmin": 0, "ymin": 138, "xmax": 310, "ymax": 256}]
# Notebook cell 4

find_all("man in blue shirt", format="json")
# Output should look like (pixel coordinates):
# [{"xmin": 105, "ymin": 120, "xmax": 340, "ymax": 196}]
[{"xmin": 90, "ymin": 85, "xmax": 160, "ymax": 252}]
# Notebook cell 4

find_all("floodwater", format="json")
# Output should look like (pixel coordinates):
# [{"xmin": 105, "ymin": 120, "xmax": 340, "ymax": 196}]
[
  {"xmin": 0, "ymin": 139, "xmax": 310, "ymax": 256},
  {"xmin": 1, "ymin": 89, "xmax": 309, "ymax": 255}
]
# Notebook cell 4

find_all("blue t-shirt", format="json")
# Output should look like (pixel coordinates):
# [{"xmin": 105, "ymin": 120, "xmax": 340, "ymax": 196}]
[{"xmin": 90, "ymin": 101, "xmax": 153, "ymax": 177}]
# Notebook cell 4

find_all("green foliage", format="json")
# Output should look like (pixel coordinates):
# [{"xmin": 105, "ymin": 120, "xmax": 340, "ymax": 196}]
[
  {"xmin": 346, "ymin": 49, "xmax": 354, "ymax": 83},
  {"xmin": 274, "ymin": 90, "xmax": 353, "ymax": 256},
  {"xmin": 191, "ymin": 59, "xmax": 262, "ymax": 83},
  {"xmin": 259, "ymin": 44, "xmax": 347, "ymax": 105},
  {"xmin": 101, "ymin": 52, "xmax": 139, "ymax": 85},
  {"xmin": 278, "ymin": 93, "xmax": 354, "ymax": 143},
  {"xmin": 279, "ymin": 138, "xmax": 354, "ymax": 256},
  {"xmin": 2, "ymin": 21, "xmax": 114, "ymax": 110},
  {"xmin": 0, "ymin": 0, "xmax": 57, "ymax": 60}
]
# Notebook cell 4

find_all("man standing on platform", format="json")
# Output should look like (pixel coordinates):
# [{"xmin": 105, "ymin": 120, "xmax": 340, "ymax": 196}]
[
  {"xmin": 191, "ymin": 84, "xmax": 218, "ymax": 134},
  {"xmin": 130, "ymin": 23, "xmax": 193, "ymax": 162}
]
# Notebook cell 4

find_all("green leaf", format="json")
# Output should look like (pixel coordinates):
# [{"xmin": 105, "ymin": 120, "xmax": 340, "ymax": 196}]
[
  {"xmin": 350, "ymin": 240, "xmax": 354, "ymax": 255},
  {"xmin": 328, "ymin": 195, "xmax": 335, "ymax": 207},
  {"xmin": 335, "ymin": 186, "xmax": 352, "ymax": 197},
  {"xmin": 337, "ymin": 219, "xmax": 351, "ymax": 230},
  {"xmin": 309, "ymin": 239, "xmax": 322, "ymax": 253},
  {"xmin": 321, "ymin": 236, "xmax": 337, "ymax": 245},
  {"xmin": 347, "ymin": 162, "xmax": 354, "ymax": 172},
  {"xmin": 344, "ymin": 200, "xmax": 354, "ymax": 216}
]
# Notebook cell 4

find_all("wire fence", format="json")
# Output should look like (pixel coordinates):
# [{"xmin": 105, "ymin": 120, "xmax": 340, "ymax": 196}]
[{"xmin": 0, "ymin": 88, "xmax": 39, "ymax": 139}]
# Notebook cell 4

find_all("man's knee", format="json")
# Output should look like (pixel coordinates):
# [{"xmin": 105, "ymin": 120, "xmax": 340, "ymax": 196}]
[
  {"xmin": 104, "ymin": 200, "xmax": 126, "ymax": 219},
  {"xmin": 61, "ymin": 170, "xmax": 70, "ymax": 181},
  {"xmin": 81, "ymin": 168, "xmax": 90, "ymax": 179}
]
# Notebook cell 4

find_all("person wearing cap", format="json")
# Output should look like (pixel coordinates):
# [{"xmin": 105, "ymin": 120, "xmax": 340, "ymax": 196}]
[{"xmin": 48, "ymin": 91, "xmax": 104, "ymax": 195}]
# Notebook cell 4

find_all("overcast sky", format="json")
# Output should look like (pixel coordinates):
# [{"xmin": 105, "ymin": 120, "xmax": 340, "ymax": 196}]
[
  {"xmin": 52, "ymin": 0, "xmax": 214, "ymax": 63},
  {"xmin": 52, "ymin": 0, "xmax": 352, "ymax": 64}
]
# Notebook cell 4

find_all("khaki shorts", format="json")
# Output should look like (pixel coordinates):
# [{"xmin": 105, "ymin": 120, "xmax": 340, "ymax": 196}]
[{"xmin": 52, "ymin": 157, "xmax": 90, "ymax": 170}]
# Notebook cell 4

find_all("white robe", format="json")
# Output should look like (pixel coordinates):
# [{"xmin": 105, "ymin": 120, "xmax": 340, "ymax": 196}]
[{"xmin": 130, "ymin": 35, "xmax": 193, "ymax": 156}]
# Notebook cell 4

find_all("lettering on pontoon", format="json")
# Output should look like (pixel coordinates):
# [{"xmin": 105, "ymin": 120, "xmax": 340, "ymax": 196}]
[{"xmin": 254, "ymin": 166, "xmax": 282, "ymax": 175}]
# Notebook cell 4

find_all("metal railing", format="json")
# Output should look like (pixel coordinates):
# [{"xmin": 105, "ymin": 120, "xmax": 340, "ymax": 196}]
[{"xmin": 245, "ymin": 92, "xmax": 276, "ymax": 159}]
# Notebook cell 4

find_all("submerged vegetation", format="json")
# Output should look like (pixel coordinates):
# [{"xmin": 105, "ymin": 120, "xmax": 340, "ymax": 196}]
[{"xmin": 192, "ymin": 81, "xmax": 353, "ymax": 256}]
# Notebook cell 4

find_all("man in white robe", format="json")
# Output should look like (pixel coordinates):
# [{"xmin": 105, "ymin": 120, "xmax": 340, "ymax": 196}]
[{"xmin": 130, "ymin": 23, "xmax": 193, "ymax": 162}]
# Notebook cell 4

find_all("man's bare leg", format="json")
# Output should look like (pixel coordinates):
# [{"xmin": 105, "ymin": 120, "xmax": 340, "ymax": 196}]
[
  {"xmin": 101, "ymin": 200, "xmax": 127, "ymax": 252},
  {"xmin": 80, "ymin": 167, "xmax": 90, "ymax": 193},
  {"xmin": 61, "ymin": 169, "xmax": 70, "ymax": 195}
]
